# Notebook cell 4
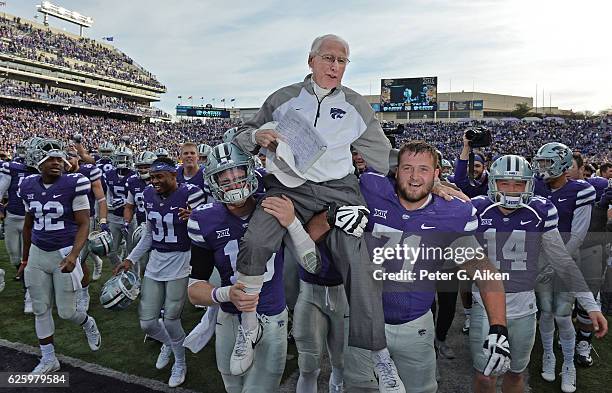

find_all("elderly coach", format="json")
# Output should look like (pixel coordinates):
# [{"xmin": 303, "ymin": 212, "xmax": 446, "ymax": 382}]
[{"xmin": 231, "ymin": 34, "xmax": 405, "ymax": 392}]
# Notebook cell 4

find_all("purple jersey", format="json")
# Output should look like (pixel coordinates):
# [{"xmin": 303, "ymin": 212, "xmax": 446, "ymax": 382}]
[
  {"xmin": 0, "ymin": 161, "xmax": 30, "ymax": 215},
  {"xmin": 535, "ymin": 178, "xmax": 595, "ymax": 241},
  {"xmin": 143, "ymin": 183, "xmax": 205, "ymax": 253},
  {"xmin": 19, "ymin": 173, "xmax": 91, "ymax": 251},
  {"xmin": 298, "ymin": 243, "xmax": 343, "ymax": 287},
  {"xmin": 77, "ymin": 164, "xmax": 102, "ymax": 217},
  {"xmin": 360, "ymin": 172, "xmax": 478, "ymax": 324},
  {"xmin": 472, "ymin": 195, "xmax": 558, "ymax": 293},
  {"xmin": 96, "ymin": 158, "xmax": 114, "ymax": 174},
  {"xmin": 177, "ymin": 166, "xmax": 206, "ymax": 190},
  {"xmin": 126, "ymin": 174, "xmax": 148, "ymax": 225},
  {"xmin": 103, "ymin": 168, "xmax": 133, "ymax": 217},
  {"xmin": 586, "ymin": 176, "xmax": 609, "ymax": 200},
  {"xmin": 188, "ymin": 199, "xmax": 286, "ymax": 316}
]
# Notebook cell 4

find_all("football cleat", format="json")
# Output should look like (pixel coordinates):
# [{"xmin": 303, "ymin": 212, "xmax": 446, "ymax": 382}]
[
  {"xmin": 435, "ymin": 338, "xmax": 456, "ymax": 359},
  {"xmin": 560, "ymin": 362, "xmax": 576, "ymax": 393},
  {"xmin": 575, "ymin": 339, "xmax": 594, "ymax": 367},
  {"xmin": 92, "ymin": 257, "xmax": 103, "ymax": 281},
  {"xmin": 24, "ymin": 290, "xmax": 33, "ymax": 314},
  {"xmin": 0, "ymin": 268, "xmax": 5, "ymax": 293},
  {"xmin": 83, "ymin": 317, "xmax": 101, "ymax": 351},
  {"xmin": 31, "ymin": 357, "xmax": 60, "ymax": 374},
  {"xmin": 329, "ymin": 381, "xmax": 343, "ymax": 393},
  {"xmin": 229, "ymin": 322, "xmax": 262, "ymax": 376},
  {"xmin": 462, "ymin": 316, "xmax": 470, "ymax": 335},
  {"xmin": 156, "ymin": 344, "xmax": 173, "ymax": 370},
  {"xmin": 168, "ymin": 362, "xmax": 187, "ymax": 388},
  {"xmin": 373, "ymin": 354, "xmax": 405, "ymax": 393},
  {"xmin": 541, "ymin": 351, "xmax": 556, "ymax": 382}
]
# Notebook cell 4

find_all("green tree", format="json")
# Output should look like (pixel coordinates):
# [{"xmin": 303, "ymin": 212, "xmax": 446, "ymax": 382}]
[{"xmin": 511, "ymin": 102, "xmax": 531, "ymax": 118}]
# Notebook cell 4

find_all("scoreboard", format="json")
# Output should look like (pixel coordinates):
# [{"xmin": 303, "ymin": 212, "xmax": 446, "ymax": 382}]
[
  {"xmin": 176, "ymin": 105, "xmax": 230, "ymax": 118},
  {"xmin": 380, "ymin": 77, "xmax": 437, "ymax": 112}
]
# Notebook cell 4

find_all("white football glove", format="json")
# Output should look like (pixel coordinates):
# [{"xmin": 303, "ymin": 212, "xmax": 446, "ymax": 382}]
[
  {"xmin": 482, "ymin": 325, "xmax": 511, "ymax": 376},
  {"xmin": 327, "ymin": 203, "xmax": 370, "ymax": 238}
]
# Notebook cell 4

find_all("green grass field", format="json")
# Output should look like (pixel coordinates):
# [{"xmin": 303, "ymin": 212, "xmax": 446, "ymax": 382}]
[
  {"xmin": 0, "ymin": 240, "xmax": 297, "ymax": 391},
  {"xmin": 528, "ymin": 318, "xmax": 612, "ymax": 393}
]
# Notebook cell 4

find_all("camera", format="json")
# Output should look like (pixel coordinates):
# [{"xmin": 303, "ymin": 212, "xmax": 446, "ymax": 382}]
[
  {"xmin": 71, "ymin": 133, "xmax": 83, "ymax": 144},
  {"xmin": 465, "ymin": 127, "xmax": 492, "ymax": 148}
]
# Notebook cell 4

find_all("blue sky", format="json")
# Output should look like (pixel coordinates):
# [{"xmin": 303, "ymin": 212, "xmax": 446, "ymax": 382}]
[{"xmin": 4, "ymin": 0, "xmax": 611, "ymax": 114}]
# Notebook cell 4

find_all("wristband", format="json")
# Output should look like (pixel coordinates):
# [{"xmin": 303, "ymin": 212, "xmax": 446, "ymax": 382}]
[
  {"xmin": 211, "ymin": 286, "xmax": 231, "ymax": 304},
  {"xmin": 488, "ymin": 324, "xmax": 508, "ymax": 336}
]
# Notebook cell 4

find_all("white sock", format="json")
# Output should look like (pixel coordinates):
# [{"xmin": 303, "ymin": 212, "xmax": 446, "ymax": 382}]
[
  {"xmin": 296, "ymin": 368, "xmax": 320, "ymax": 393},
  {"xmin": 330, "ymin": 366, "xmax": 343, "ymax": 386},
  {"xmin": 82, "ymin": 316, "xmax": 94, "ymax": 330},
  {"xmin": 372, "ymin": 347, "xmax": 391, "ymax": 362},
  {"xmin": 40, "ymin": 343, "xmax": 55, "ymax": 362},
  {"xmin": 242, "ymin": 311, "xmax": 258, "ymax": 331},
  {"xmin": 556, "ymin": 316, "xmax": 576, "ymax": 363},
  {"xmin": 170, "ymin": 336, "xmax": 186, "ymax": 366},
  {"xmin": 539, "ymin": 312, "xmax": 555, "ymax": 353}
]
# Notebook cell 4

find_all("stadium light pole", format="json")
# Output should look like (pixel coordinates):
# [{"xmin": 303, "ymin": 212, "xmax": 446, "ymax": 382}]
[{"xmin": 535, "ymin": 84, "xmax": 538, "ymax": 114}]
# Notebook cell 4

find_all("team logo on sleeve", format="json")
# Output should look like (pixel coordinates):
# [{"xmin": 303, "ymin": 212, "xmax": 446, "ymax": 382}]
[
  {"xmin": 480, "ymin": 218, "xmax": 493, "ymax": 225},
  {"xmin": 216, "ymin": 228, "xmax": 231, "ymax": 239}
]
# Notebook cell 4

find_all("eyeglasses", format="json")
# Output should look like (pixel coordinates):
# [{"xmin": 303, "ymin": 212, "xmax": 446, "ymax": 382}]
[{"xmin": 317, "ymin": 53, "xmax": 350, "ymax": 66}]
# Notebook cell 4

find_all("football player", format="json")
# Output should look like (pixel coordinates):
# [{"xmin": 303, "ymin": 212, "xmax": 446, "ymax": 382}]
[
  {"xmin": 65, "ymin": 146, "xmax": 108, "ymax": 313},
  {"xmin": 532, "ymin": 143, "xmax": 597, "ymax": 392},
  {"xmin": 124, "ymin": 151, "xmax": 156, "ymax": 275},
  {"xmin": 197, "ymin": 144, "xmax": 212, "ymax": 167},
  {"xmin": 177, "ymin": 142, "xmax": 206, "ymax": 190},
  {"xmin": 0, "ymin": 137, "xmax": 40, "ymax": 313},
  {"xmin": 19, "ymin": 139, "xmax": 101, "ymax": 374},
  {"xmin": 104, "ymin": 146, "xmax": 135, "ymax": 267},
  {"xmin": 153, "ymin": 147, "xmax": 170, "ymax": 159},
  {"xmin": 565, "ymin": 152, "xmax": 610, "ymax": 367},
  {"xmin": 115, "ymin": 157, "xmax": 205, "ymax": 388},
  {"xmin": 96, "ymin": 142, "xmax": 115, "ymax": 175},
  {"xmin": 333, "ymin": 141, "xmax": 508, "ymax": 393},
  {"xmin": 187, "ymin": 143, "xmax": 288, "ymax": 392},
  {"xmin": 471, "ymin": 154, "xmax": 607, "ymax": 393}
]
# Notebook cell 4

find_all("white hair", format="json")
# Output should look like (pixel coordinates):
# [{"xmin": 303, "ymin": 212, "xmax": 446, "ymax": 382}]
[{"xmin": 309, "ymin": 34, "xmax": 350, "ymax": 58}]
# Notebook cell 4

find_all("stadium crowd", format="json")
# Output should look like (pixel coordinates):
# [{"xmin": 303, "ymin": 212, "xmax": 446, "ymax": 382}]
[
  {"xmin": 0, "ymin": 31, "xmax": 611, "ymax": 393},
  {"xmin": 0, "ymin": 15, "xmax": 164, "ymax": 89},
  {"xmin": 394, "ymin": 119, "xmax": 612, "ymax": 165},
  {"xmin": 0, "ymin": 105, "xmax": 240, "ymax": 157},
  {"xmin": 0, "ymin": 79, "xmax": 168, "ymax": 118}
]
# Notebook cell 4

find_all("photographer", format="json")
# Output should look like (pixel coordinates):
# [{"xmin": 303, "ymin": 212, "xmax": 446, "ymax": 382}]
[{"xmin": 453, "ymin": 128, "xmax": 490, "ymax": 197}]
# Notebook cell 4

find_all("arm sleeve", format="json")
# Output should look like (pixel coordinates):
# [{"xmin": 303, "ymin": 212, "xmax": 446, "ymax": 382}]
[
  {"xmin": 541, "ymin": 229, "xmax": 590, "ymax": 293},
  {"xmin": 189, "ymin": 244, "xmax": 216, "ymax": 281},
  {"xmin": 453, "ymin": 159, "xmax": 470, "ymax": 190},
  {"xmin": 72, "ymin": 194, "xmax": 90, "ymax": 211},
  {"xmin": 349, "ymin": 94, "xmax": 391, "ymax": 175},
  {"xmin": 127, "ymin": 221, "xmax": 153, "ymax": 262},
  {"xmin": 565, "ymin": 204, "xmax": 592, "ymax": 255},
  {"xmin": 233, "ymin": 97, "xmax": 277, "ymax": 154},
  {"xmin": 0, "ymin": 173, "xmax": 10, "ymax": 196}
]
